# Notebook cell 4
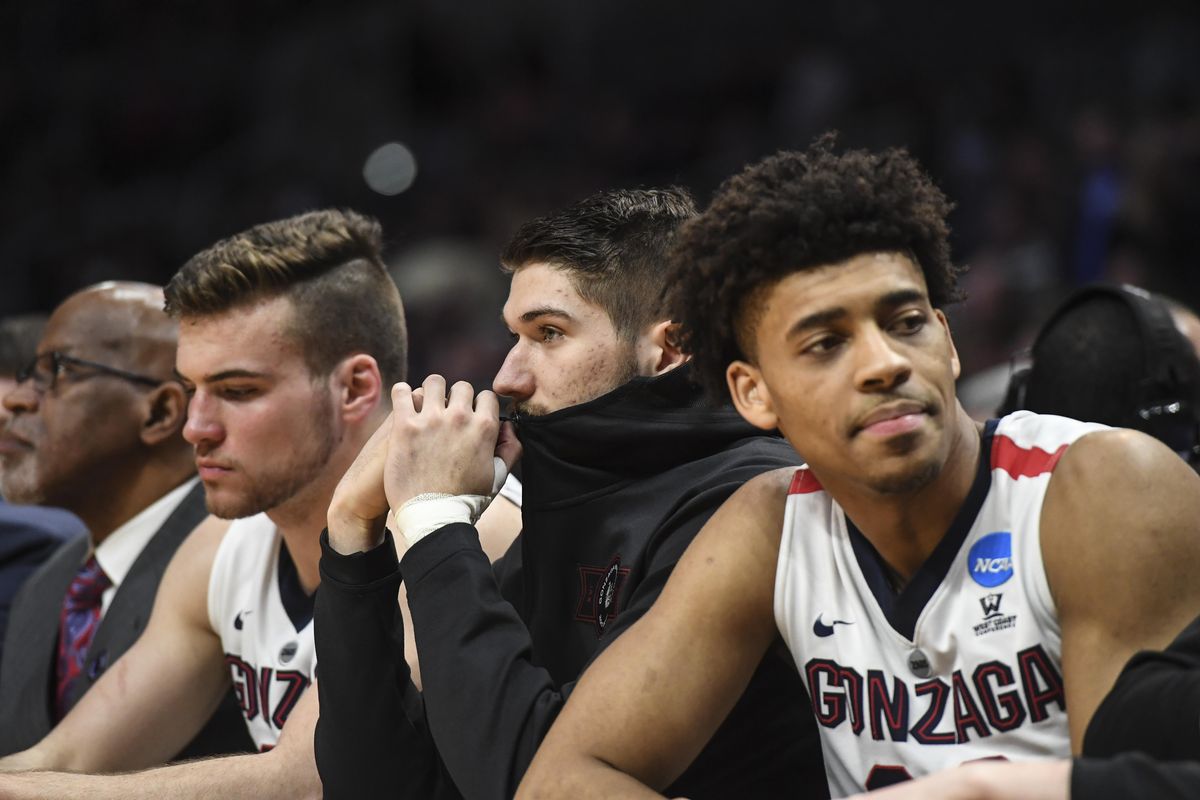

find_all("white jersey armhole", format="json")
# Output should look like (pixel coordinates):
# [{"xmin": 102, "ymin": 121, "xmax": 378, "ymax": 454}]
[
  {"xmin": 206, "ymin": 522, "xmax": 241, "ymax": 636},
  {"xmin": 1021, "ymin": 481, "xmax": 1060, "ymax": 648},
  {"xmin": 998, "ymin": 414, "xmax": 1107, "ymax": 652},
  {"xmin": 498, "ymin": 472, "xmax": 523, "ymax": 508},
  {"xmin": 773, "ymin": 470, "xmax": 803, "ymax": 655}
]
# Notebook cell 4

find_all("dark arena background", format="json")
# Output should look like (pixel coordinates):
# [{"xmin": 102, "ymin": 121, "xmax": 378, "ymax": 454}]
[{"xmin": 3, "ymin": 0, "xmax": 1198, "ymax": 398}]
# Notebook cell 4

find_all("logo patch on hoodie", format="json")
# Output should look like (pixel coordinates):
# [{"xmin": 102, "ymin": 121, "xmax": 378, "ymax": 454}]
[{"xmin": 575, "ymin": 555, "xmax": 630, "ymax": 635}]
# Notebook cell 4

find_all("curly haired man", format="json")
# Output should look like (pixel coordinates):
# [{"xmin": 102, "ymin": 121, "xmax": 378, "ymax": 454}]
[{"xmin": 517, "ymin": 140, "xmax": 1200, "ymax": 798}]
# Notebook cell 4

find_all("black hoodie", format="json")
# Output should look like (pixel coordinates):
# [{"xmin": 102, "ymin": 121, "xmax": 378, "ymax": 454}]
[{"xmin": 315, "ymin": 367, "xmax": 828, "ymax": 799}]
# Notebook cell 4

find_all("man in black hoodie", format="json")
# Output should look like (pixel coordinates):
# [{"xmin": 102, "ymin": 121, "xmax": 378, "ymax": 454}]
[{"xmin": 314, "ymin": 188, "xmax": 826, "ymax": 799}]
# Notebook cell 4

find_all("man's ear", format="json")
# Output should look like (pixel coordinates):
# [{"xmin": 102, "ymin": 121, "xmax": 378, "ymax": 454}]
[
  {"xmin": 333, "ymin": 354, "xmax": 384, "ymax": 423},
  {"xmin": 637, "ymin": 320, "xmax": 689, "ymax": 376},
  {"xmin": 934, "ymin": 309, "xmax": 961, "ymax": 380},
  {"xmin": 140, "ymin": 382, "xmax": 189, "ymax": 446},
  {"xmin": 727, "ymin": 360, "xmax": 778, "ymax": 431}
]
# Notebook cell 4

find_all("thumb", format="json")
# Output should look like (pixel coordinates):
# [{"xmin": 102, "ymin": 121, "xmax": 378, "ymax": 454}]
[{"xmin": 495, "ymin": 420, "xmax": 522, "ymax": 473}]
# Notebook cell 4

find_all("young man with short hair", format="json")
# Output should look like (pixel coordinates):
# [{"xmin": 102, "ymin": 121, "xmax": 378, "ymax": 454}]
[
  {"xmin": 516, "ymin": 142, "xmax": 1200, "ymax": 798},
  {"xmin": 316, "ymin": 187, "xmax": 826, "ymax": 799},
  {"xmin": 998, "ymin": 284, "xmax": 1200, "ymax": 469},
  {"xmin": 0, "ymin": 210, "xmax": 520, "ymax": 798}
]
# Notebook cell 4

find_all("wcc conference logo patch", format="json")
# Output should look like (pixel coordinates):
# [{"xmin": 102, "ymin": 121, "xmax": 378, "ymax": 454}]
[
  {"xmin": 973, "ymin": 592, "xmax": 1018, "ymax": 637},
  {"xmin": 575, "ymin": 555, "xmax": 630, "ymax": 635}
]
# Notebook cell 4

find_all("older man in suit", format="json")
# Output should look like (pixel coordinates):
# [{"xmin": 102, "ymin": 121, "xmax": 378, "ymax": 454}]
[{"xmin": 0, "ymin": 282, "xmax": 249, "ymax": 757}]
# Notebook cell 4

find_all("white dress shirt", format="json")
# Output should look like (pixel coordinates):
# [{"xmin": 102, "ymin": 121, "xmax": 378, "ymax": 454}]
[{"xmin": 92, "ymin": 477, "xmax": 200, "ymax": 616}]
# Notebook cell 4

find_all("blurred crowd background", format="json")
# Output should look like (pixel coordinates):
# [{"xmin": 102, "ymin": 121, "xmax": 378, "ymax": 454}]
[{"xmin": 2, "ymin": 0, "xmax": 1198, "ymax": 399}]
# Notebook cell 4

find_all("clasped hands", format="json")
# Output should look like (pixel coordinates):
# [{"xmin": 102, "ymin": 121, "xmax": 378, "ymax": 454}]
[{"xmin": 327, "ymin": 374, "xmax": 521, "ymax": 555}]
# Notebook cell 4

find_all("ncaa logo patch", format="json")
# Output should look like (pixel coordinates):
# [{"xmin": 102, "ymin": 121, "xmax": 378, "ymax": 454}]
[{"xmin": 968, "ymin": 532, "xmax": 1014, "ymax": 587}]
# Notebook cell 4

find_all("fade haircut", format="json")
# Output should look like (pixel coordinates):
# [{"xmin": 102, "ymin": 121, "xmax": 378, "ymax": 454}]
[
  {"xmin": 1024, "ymin": 295, "xmax": 1145, "ymax": 426},
  {"xmin": 500, "ymin": 187, "xmax": 698, "ymax": 340},
  {"xmin": 0, "ymin": 314, "xmax": 48, "ymax": 376},
  {"xmin": 669, "ymin": 136, "xmax": 964, "ymax": 402},
  {"xmin": 164, "ymin": 209, "xmax": 407, "ymax": 387},
  {"xmin": 1023, "ymin": 293, "xmax": 1200, "ymax": 431}
]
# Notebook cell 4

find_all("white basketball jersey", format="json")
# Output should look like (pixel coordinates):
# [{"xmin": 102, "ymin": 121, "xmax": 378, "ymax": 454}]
[
  {"xmin": 774, "ymin": 412, "xmax": 1106, "ymax": 797},
  {"xmin": 208, "ymin": 513, "xmax": 316, "ymax": 751}
]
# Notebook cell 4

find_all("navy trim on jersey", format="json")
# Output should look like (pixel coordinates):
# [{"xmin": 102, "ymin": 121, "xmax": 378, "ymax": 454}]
[
  {"xmin": 277, "ymin": 542, "xmax": 315, "ymax": 632},
  {"xmin": 845, "ymin": 418, "xmax": 1000, "ymax": 640}
]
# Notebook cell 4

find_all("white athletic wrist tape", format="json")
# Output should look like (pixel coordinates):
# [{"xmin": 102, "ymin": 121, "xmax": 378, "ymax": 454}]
[
  {"xmin": 394, "ymin": 457, "xmax": 509, "ymax": 548},
  {"xmin": 490, "ymin": 455, "xmax": 508, "ymax": 495}
]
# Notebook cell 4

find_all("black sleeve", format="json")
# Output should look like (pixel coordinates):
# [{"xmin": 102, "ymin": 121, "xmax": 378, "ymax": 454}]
[
  {"xmin": 313, "ymin": 530, "xmax": 459, "ymax": 800},
  {"xmin": 0, "ymin": 533, "xmax": 63, "ymax": 676},
  {"xmin": 1072, "ymin": 755, "xmax": 1200, "ymax": 800},
  {"xmin": 400, "ymin": 496, "xmax": 721, "ymax": 800},
  {"xmin": 400, "ymin": 523, "xmax": 556, "ymax": 800},
  {"xmin": 1083, "ymin": 614, "xmax": 1200, "ymax": 761},
  {"xmin": 0, "ymin": 563, "xmax": 46, "ymax": 671}
]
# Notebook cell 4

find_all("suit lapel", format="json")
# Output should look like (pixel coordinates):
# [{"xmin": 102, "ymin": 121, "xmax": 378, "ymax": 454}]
[
  {"xmin": 0, "ymin": 534, "xmax": 87, "ymax": 750},
  {"xmin": 74, "ymin": 483, "xmax": 209, "ymax": 699}
]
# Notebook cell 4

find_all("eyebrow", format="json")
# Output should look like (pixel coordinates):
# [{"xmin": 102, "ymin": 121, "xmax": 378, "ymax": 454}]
[
  {"xmin": 785, "ymin": 307, "xmax": 848, "ymax": 341},
  {"xmin": 876, "ymin": 288, "xmax": 927, "ymax": 311},
  {"xmin": 174, "ymin": 368, "xmax": 270, "ymax": 384},
  {"xmin": 785, "ymin": 288, "xmax": 928, "ymax": 341},
  {"xmin": 517, "ymin": 306, "xmax": 575, "ymax": 324}
]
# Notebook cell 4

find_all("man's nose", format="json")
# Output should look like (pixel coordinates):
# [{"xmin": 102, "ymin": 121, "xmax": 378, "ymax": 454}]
[
  {"xmin": 2, "ymin": 379, "xmax": 39, "ymax": 416},
  {"xmin": 492, "ymin": 345, "xmax": 534, "ymax": 402},
  {"xmin": 853, "ymin": 325, "xmax": 912, "ymax": 393},
  {"xmin": 182, "ymin": 393, "xmax": 224, "ymax": 447}
]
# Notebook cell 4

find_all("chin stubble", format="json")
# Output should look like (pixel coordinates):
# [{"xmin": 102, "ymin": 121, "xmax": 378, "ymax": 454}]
[{"xmin": 870, "ymin": 458, "xmax": 942, "ymax": 495}]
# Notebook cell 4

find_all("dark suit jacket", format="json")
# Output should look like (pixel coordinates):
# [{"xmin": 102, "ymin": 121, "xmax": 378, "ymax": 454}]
[
  {"xmin": 0, "ymin": 502, "xmax": 87, "ymax": 678},
  {"xmin": 0, "ymin": 482, "xmax": 253, "ymax": 758}
]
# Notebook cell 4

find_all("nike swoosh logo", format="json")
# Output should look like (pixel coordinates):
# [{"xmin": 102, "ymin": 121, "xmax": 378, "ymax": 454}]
[{"xmin": 812, "ymin": 614, "xmax": 854, "ymax": 637}]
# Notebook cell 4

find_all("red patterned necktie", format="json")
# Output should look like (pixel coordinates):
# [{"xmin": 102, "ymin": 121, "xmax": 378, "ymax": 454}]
[{"xmin": 55, "ymin": 555, "xmax": 111, "ymax": 721}]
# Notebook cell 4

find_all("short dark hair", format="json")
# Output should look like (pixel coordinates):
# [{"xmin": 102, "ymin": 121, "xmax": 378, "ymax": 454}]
[
  {"xmin": 1022, "ymin": 290, "xmax": 1200, "ymax": 434},
  {"xmin": 500, "ymin": 187, "xmax": 698, "ymax": 340},
  {"xmin": 164, "ymin": 209, "xmax": 407, "ymax": 387},
  {"xmin": 0, "ymin": 314, "xmax": 48, "ymax": 376},
  {"xmin": 669, "ymin": 136, "xmax": 964, "ymax": 402}
]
